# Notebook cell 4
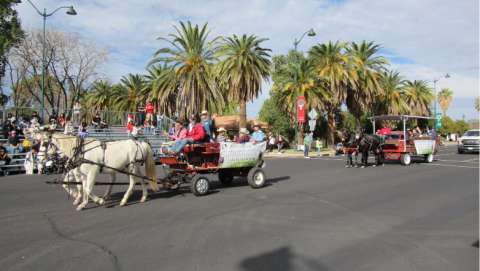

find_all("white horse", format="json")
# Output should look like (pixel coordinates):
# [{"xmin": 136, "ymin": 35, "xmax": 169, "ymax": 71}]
[{"xmin": 38, "ymin": 132, "xmax": 159, "ymax": 210}]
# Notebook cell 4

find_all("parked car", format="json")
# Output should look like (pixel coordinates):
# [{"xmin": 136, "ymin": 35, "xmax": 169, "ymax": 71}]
[{"xmin": 457, "ymin": 129, "xmax": 480, "ymax": 154}]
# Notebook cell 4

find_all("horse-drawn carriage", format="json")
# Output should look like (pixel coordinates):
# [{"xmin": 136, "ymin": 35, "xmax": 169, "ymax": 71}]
[
  {"xmin": 30, "ymin": 128, "xmax": 267, "ymax": 210},
  {"xmin": 157, "ymin": 141, "xmax": 267, "ymax": 196},
  {"xmin": 370, "ymin": 115, "xmax": 438, "ymax": 166}
]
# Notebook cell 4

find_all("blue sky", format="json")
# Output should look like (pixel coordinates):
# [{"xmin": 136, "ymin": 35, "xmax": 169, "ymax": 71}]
[{"xmin": 15, "ymin": 0, "xmax": 479, "ymax": 120}]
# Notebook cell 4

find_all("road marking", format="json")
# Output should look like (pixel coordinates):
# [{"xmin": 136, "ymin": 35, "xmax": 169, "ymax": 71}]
[
  {"xmin": 426, "ymin": 163, "xmax": 479, "ymax": 169},
  {"xmin": 436, "ymin": 159, "xmax": 479, "ymax": 164},
  {"xmin": 434, "ymin": 152, "xmax": 458, "ymax": 157}
]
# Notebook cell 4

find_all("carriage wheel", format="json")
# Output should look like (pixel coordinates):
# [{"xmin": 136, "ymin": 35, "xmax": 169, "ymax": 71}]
[
  {"xmin": 218, "ymin": 170, "xmax": 234, "ymax": 186},
  {"xmin": 424, "ymin": 154, "xmax": 434, "ymax": 163},
  {"xmin": 191, "ymin": 175, "xmax": 210, "ymax": 196},
  {"xmin": 400, "ymin": 153, "xmax": 411, "ymax": 166},
  {"xmin": 247, "ymin": 167, "xmax": 266, "ymax": 189}
]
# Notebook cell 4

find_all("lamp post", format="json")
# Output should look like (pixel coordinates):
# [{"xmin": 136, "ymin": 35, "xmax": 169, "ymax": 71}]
[
  {"xmin": 293, "ymin": 28, "xmax": 316, "ymax": 148},
  {"xmin": 293, "ymin": 28, "xmax": 316, "ymax": 51},
  {"xmin": 432, "ymin": 73, "xmax": 450, "ymax": 136},
  {"xmin": 25, "ymin": 0, "xmax": 77, "ymax": 120}
]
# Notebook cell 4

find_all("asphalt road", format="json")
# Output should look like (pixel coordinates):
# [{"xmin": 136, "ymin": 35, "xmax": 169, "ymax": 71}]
[{"xmin": 0, "ymin": 146, "xmax": 478, "ymax": 271}]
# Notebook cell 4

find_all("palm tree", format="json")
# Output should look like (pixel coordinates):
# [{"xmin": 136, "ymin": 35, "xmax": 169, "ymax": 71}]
[
  {"xmin": 346, "ymin": 41, "xmax": 388, "ymax": 121},
  {"xmin": 272, "ymin": 53, "xmax": 326, "ymax": 144},
  {"xmin": 149, "ymin": 21, "xmax": 223, "ymax": 118},
  {"xmin": 144, "ymin": 65, "xmax": 177, "ymax": 116},
  {"xmin": 437, "ymin": 88, "xmax": 453, "ymax": 116},
  {"xmin": 403, "ymin": 80, "xmax": 434, "ymax": 116},
  {"xmin": 84, "ymin": 80, "xmax": 114, "ymax": 112},
  {"xmin": 217, "ymin": 34, "xmax": 271, "ymax": 128},
  {"xmin": 309, "ymin": 41, "xmax": 353, "ymax": 146},
  {"xmin": 374, "ymin": 71, "xmax": 408, "ymax": 115},
  {"xmin": 113, "ymin": 74, "xmax": 146, "ymax": 113},
  {"xmin": 476, "ymin": 97, "xmax": 480, "ymax": 112}
]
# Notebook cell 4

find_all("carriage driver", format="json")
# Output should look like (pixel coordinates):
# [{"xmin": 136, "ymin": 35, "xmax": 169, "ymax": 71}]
[{"xmin": 169, "ymin": 114, "xmax": 206, "ymax": 154}]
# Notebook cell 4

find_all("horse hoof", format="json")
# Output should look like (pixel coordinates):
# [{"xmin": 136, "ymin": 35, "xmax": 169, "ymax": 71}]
[
  {"xmin": 76, "ymin": 205, "xmax": 84, "ymax": 211},
  {"xmin": 73, "ymin": 199, "xmax": 81, "ymax": 206},
  {"xmin": 97, "ymin": 198, "xmax": 105, "ymax": 205},
  {"xmin": 119, "ymin": 201, "xmax": 127, "ymax": 206},
  {"xmin": 140, "ymin": 197, "xmax": 147, "ymax": 203},
  {"xmin": 372, "ymin": 165, "xmax": 376, "ymax": 167}
]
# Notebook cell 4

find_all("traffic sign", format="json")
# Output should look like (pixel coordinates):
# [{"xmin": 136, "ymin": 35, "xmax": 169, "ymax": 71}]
[
  {"xmin": 436, "ymin": 112, "xmax": 442, "ymax": 120},
  {"xmin": 308, "ymin": 109, "xmax": 318, "ymax": 120},
  {"xmin": 308, "ymin": 119, "xmax": 316, "ymax": 131}
]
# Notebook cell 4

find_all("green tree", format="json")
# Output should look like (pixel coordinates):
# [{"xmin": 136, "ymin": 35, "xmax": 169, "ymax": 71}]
[
  {"xmin": 345, "ymin": 41, "xmax": 388, "ymax": 121},
  {"xmin": 84, "ymin": 81, "xmax": 114, "ymax": 111},
  {"xmin": 272, "ymin": 52, "xmax": 326, "ymax": 144},
  {"xmin": 403, "ymin": 80, "xmax": 434, "ymax": 115},
  {"xmin": 259, "ymin": 92, "xmax": 294, "ymax": 140},
  {"xmin": 309, "ymin": 41, "xmax": 352, "ymax": 146},
  {"xmin": 113, "ymin": 74, "xmax": 146, "ymax": 112},
  {"xmin": 0, "ymin": 0, "xmax": 24, "ymax": 84},
  {"xmin": 437, "ymin": 88, "xmax": 453, "ymax": 116},
  {"xmin": 144, "ymin": 65, "xmax": 177, "ymax": 116},
  {"xmin": 149, "ymin": 21, "xmax": 223, "ymax": 118},
  {"xmin": 475, "ymin": 97, "xmax": 479, "ymax": 112},
  {"xmin": 374, "ymin": 70, "xmax": 408, "ymax": 115},
  {"xmin": 217, "ymin": 34, "xmax": 271, "ymax": 129}
]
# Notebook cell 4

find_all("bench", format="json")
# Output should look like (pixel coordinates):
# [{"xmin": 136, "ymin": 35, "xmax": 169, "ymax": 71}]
[{"xmin": 0, "ymin": 153, "xmax": 27, "ymax": 176}]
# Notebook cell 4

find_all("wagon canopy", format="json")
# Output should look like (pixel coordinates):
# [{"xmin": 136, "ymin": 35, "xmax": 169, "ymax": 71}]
[{"xmin": 369, "ymin": 115, "xmax": 435, "ymax": 121}]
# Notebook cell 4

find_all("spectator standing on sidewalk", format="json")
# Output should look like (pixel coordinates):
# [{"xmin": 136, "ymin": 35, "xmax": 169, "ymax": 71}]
[
  {"xmin": 315, "ymin": 138, "xmax": 323, "ymax": 157},
  {"xmin": 303, "ymin": 132, "xmax": 313, "ymax": 158}
]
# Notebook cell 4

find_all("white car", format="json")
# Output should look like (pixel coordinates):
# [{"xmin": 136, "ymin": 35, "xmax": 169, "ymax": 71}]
[{"xmin": 457, "ymin": 129, "xmax": 480, "ymax": 153}]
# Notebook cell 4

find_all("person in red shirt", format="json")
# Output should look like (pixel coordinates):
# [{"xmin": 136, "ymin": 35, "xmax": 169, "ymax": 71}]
[
  {"xmin": 170, "ymin": 114, "xmax": 205, "ymax": 153},
  {"xmin": 145, "ymin": 101, "xmax": 154, "ymax": 129}
]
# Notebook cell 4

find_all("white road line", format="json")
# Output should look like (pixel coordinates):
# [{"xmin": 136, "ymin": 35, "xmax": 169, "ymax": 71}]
[
  {"xmin": 426, "ymin": 163, "xmax": 479, "ymax": 169},
  {"xmin": 435, "ymin": 153, "xmax": 458, "ymax": 157},
  {"xmin": 436, "ymin": 159, "xmax": 479, "ymax": 164}
]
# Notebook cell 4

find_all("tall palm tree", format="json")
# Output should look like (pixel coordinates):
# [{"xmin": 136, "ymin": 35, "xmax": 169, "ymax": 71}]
[
  {"xmin": 309, "ymin": 41, "xmax": 353, "ymax": 146},
  {"xmin": 272, "ymin": 54, "xmax": 326, "ymax": 144},
  {"xmin": 403, "ymin": 80, "xmax": 434, "ymax": 116},
  {"xmin": 84, "ymin": 80, "xmax": 114, "ymax": 112},
  {"xmin": 437, "ymin": 88, "xmax": 453, "ymax": 116},
  {"xmin": 149, "ymin": 21, "xmax": 223, "ymax": 118},
  {"xmin": 374, "ymin": 70, "xmax": 408, "ymax": 115},
  {"xmin": 144, "ymin": 65, "xmax": 177, "ymax": 116},
  {"xmin": 113, "ymin": 74, "xmax": 146, "ymax": 113},
  {"xmin": 217, "ymin": 34, "xmax": 271, "ymax": 128},
  {"xmin": 346, "ymin": 41, "xmax": 388, "ymax": 121}
]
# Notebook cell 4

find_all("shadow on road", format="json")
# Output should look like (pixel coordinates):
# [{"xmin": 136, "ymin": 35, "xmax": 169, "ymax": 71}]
[{"xmin": 239, "ymin": 246, "xmax": 328, "ymax": 271}]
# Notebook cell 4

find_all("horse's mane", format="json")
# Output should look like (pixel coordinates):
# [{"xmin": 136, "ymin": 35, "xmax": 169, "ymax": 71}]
[{"xmin": 51, "ymin": 133, "xmax": 96, "ymax": 158}]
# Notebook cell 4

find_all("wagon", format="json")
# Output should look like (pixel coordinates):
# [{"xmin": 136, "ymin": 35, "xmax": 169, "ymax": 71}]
[
  {"xmin": 370, "ymin": 115, "xmax": 439, "ymax": 166},
  {"xmin": 157, "ymin": 141, "xmax": 267, "ymax": 196}
]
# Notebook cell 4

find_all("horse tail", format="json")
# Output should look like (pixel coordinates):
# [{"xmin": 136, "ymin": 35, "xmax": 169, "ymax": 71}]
[{"xmin": 144, "ymin": 144, "xmax": 159, "ymax": 192}]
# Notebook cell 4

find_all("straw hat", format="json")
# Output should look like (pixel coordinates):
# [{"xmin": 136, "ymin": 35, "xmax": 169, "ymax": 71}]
[
  {"xmin": 217, "ymin": 127, "xmax": 226, "ymax": 133},
  {"xmin": 201, "ymin": 110, "xmax": 209, "ymax": 115},
  {"xmin": 239, "ymin": 128, "xmax": 249, "ymax": 135}
]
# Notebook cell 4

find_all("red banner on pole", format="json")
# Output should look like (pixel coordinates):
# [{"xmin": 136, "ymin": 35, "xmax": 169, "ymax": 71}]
[{"xmin": 297, "ymin": 96, "xmax": 306, "ymax": 123}]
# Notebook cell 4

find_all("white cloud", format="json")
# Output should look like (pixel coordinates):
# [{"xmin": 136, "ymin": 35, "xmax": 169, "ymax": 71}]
[{"xmin": 15, "ymin": 0, "xmax": 479, "ymax": 117}]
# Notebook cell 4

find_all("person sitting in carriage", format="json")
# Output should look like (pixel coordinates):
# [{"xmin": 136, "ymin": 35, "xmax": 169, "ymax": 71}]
[{"xmin": 169, "ymin": 113, "xmax": 206, "ymax": 154}]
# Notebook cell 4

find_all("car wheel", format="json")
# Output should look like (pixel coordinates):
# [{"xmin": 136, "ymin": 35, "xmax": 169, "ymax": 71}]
[
  {"xmin": 190, "ymin": 175, "xmax": 210, "ymax": 196},
  {"xmin": 400, "ymin": 153, "xmax": 411, "ymax": 166},
  {"xmin": 424, "ymin": 154, "xmax": 434, "ymax": 163},
  {"xmin": 247, "ymin": 167, "xmax": 266, "ymax": 189}
]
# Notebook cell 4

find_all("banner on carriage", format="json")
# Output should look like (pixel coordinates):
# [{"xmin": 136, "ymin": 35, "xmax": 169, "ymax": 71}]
[
  {"xmin": 413, "ymin": 139, "xmax": 436, "ymax": 155},
  {"xmin": 219, "ymin": 142, "xmax": 266, "ymax": 168}
]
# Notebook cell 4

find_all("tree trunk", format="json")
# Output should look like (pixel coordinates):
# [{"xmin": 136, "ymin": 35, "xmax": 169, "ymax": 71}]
[
  {"xmin": 327, "ymin": 111, "xmax": 336, "ymax": 148},
  {"xmin": 297, "ymin": 123, "xmax": 304, "ymax": 146},
  {"xmin": 239, "ymin": 99, "xmax": 247, "ymax": 129}
]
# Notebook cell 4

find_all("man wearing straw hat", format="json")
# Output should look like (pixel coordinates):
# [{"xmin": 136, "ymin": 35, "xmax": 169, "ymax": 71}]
[{"xmin": 250, "ymin": 123, "xmax": 266, "ymax": 143}]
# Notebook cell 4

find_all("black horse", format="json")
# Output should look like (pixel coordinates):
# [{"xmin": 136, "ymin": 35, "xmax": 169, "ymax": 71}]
[
  {"xmin": 355, "ymin": 129, "xmax": 384, "ymax": 168},
  {"xmin": 338, "ymin": 128, "xmax": 359, "ymax": 168}
]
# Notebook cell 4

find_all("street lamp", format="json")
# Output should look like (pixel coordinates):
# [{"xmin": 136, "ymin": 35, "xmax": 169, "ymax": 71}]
[
  {"xmin": 432, "ymin": 73, "xmax": 450, "ymax": 136},
  {"xmin": 293, "ymin": 28, "xmax": 316, "ymax": 51},
  {"xmin": 25, "ymin": 0, "xmax": 77, "ymax": 120}
]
